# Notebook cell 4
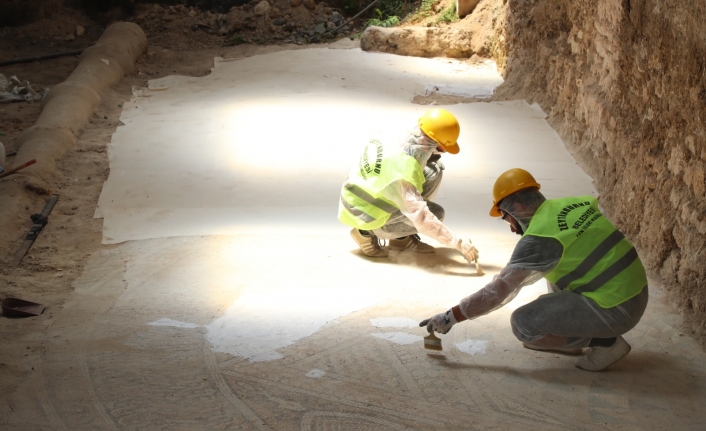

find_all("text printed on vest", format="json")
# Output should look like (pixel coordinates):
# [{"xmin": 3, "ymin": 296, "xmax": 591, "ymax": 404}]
[{"xmin": 359, "ymin": 139, "xmax": 383, "ymax": 179}]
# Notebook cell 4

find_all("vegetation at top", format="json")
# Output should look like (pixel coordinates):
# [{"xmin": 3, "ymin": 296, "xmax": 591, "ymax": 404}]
[{"xmin": 338, "ymin": 0, "xmax": 457, "ymax": 29}]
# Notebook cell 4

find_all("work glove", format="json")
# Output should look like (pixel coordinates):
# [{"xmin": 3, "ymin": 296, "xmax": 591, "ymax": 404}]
[
  {"xmin": 458, "ymin": 239, "xmax": 479, "ymax": 264},
  {"xmin": 419, "ymin": 309, "xmax": 458, "ymax": 335}
]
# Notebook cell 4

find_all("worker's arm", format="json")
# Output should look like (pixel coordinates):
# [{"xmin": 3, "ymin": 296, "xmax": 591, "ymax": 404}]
[
  {"xmin": 421, "ymin": 266, "xmax": 534, "ymax": 333},
  {"xmin": 421, "ymin": 236, "xmax": 563, "ymax": 334},
  {"xmin": 458, "ymin": 235, "xmax": 563, "ymax": 320},
  {"xmin": 381, "ymin": 179, "xmax": 475, "ymax": 256},
  {"xmin": 456, "ymin": 266, "xmax": 534, "ymax": 319}
]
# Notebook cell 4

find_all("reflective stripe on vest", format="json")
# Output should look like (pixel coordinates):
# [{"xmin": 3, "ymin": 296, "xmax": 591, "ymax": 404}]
[
  {"xmin": 338, "ymin": 140, "xmax": 424, "ymax": 230},
  {"xmin": 339, "ymin": 184, "xmax": 399, "ymax": 225},
  {"xmin": 524, "ymin": 196, "xmax": 647, "ymax": 308},
  {"xmin": 554, "ymin": 229, "xmax": 625, "ymax": 290}
]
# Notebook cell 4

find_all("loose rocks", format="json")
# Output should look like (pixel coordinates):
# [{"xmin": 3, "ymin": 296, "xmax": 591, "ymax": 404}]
[{"xmin": 361, "ymin": 26, "xmax": 477, "ymax": 58}]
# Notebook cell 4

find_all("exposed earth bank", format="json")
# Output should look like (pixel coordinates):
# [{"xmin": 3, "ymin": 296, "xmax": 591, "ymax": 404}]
[{"xmin": 488, "ymin": 0, "xmax": 706, "ymax": 343}]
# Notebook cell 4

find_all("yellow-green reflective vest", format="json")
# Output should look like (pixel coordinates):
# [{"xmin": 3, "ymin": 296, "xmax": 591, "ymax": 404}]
[
  {"xmin": 524, "ymin": 196, "xmax": 647, "ymax": 308},
  {"xmin": 338, "ymin": 139, "xmax": 425, "ymax": 230}
]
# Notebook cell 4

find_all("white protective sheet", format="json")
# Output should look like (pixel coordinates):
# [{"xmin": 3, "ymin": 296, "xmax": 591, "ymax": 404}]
[
  {"xmin": 97, "ymin": 46, "xmax": 594, "ymax": 244},
  {"xmin": 95, "ymin": 48, "xmax": 593, "ymax": 244}
]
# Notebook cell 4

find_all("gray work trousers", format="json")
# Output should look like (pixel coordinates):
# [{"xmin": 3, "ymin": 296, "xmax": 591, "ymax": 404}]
[
  {"xmin": 371, "ymin": 160, "xmax": 444, "ymax": 239},
  {"xmin": 510, "ymin": 282, "xmax": 649, "ymax": 348}
]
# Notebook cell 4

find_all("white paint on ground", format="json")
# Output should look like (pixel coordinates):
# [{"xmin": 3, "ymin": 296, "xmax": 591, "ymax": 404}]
[
  {"xmin": 371, "ymin": 332, "xmax": 424, "ymax": 345},
  {"xmin": 147, "ymin": 318, "xmax": 200, "ymax": 329},
  {"xmin": 206, "ymin": 288, "xmax": 381, "ymax": 362},
  {"xmin": 370, "ymin": 317, "xmax": 419, "ymax": 328},
  {"xmin": 455, "ymin": 339, "xmax": 489, "ymax": 356},
  {"xmin": 306, "ymin": 369, "xmax": 326, "ymax": 378}
]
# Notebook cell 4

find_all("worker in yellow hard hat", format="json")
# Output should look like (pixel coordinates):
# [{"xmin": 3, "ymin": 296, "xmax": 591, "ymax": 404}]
[
  {"xmin": 420, "ymin": 168, "xmax": 649, "ymax": 371},
  {"xmin": 338, "ymin": 108, "xmax": 479, "ymax": 264}
]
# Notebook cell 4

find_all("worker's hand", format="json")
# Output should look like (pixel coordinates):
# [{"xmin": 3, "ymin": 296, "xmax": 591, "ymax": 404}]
[
  {"xmin": 459, "ymin": 239, "xmax": 479, "ymax": 263},
  {"xmin": 419, "ymin": 309, "xmax": 458, "ymax": 334}
]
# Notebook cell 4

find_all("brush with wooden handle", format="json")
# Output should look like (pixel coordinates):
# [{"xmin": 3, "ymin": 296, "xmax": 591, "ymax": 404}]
[
  {"xmin": 474, "ymin": 257, "xmax": 484, "ymax": 276},
  {"xmin": 423, "ymin": 331, "xmax": 442, "ymax": 351},
  {"xmin": 467, "ymin": 238, "xmax": 483, "ymax": 275},
  {"xmin": 419, "ymin": 318, "xmax": 443, "ymax": 351}
]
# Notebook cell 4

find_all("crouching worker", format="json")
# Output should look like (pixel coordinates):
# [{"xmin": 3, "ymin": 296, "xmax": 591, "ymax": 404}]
[
  {"xmin": 338, "ymin": 108, "xmax": 479, "ymax": 264},
  {"xmin": 420, "ymin": 168, "xmax": 648, "ymax": 371}
]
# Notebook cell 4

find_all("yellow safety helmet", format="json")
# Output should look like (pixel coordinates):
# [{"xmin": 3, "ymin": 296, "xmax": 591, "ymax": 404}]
[
  {"xmin": 418, "ymin": 108, "xmax": 460, "ymax": 154},
  {"xmin": 490, "ymin": 168, "xmax": 541, "ymax": 216}
]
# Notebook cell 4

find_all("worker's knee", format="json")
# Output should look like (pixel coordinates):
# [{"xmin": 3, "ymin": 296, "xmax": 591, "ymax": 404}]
[{"xmin": 510, "ymin": 304, "xmax": 542, "ymax": 343}]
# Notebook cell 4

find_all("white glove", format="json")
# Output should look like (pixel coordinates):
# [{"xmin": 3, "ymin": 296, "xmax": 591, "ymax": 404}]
[
  {"xmin": 419, "ymin": 309, "xmax": 458, "ymax": 334},
  {"xmin": 458, "ymin": 239, "xmax": 479, "ymax": 263}
]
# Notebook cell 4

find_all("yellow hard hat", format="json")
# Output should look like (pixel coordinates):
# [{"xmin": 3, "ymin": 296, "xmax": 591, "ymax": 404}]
[
  {"xmin": 418, "ymin": 108, "xmax": 460, "ymax": 154},
  {"xmin": 490, "ymin": 168, "xmax": 541, "ymax": 216}
]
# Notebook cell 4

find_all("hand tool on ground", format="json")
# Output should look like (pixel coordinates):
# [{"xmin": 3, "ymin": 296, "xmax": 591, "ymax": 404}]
[
  {"xmin": 0, "ymin": 158, "xmax": 36, "ymax": 180},
  {"xmin": 10, "ymin": 194, "xmax": 59, "ymax": 268}
]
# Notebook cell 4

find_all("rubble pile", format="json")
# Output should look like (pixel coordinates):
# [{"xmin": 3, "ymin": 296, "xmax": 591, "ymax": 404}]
[{"xmin": 133, "ymin": 1, "xmax": 353, "ymax": 46}]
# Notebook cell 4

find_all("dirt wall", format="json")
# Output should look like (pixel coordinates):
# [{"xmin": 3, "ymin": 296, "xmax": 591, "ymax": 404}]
[
  {"xmin": 493, "ymin": 0, "xmax": 706, "ymax": 342},
  {"xmin": 0, "ymin": 0, "xmax": 63, "ymax": 26}
]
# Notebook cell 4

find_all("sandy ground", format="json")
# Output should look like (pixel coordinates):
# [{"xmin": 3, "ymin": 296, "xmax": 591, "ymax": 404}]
[
  {"xmin": 0, "ymin": 22, "xmax": 313, "ymax": 427},
  {"xmin": 2, "ymin": 7, "xmax": 706, "ymax": 431}
]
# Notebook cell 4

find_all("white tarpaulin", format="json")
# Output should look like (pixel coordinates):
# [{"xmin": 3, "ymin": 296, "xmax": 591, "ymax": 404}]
[{"xmin": 96, "ymin": 46, "xmax": 593, "ymax": 245}]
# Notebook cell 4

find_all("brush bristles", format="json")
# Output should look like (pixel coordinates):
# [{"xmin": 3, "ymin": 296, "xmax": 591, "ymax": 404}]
[
  {"xmin": 424, "ymin": 334, "xmax": 443, "ymax": 351},
  {"xmin": 475, "ymin": 261, "xmax": 484, "ymax": 276},
  {"xmin": 424, "ymin": 342, "xmax": 443, "ymax": 351}
]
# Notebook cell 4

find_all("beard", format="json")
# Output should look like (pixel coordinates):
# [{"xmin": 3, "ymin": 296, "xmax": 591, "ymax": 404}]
[{"xmin": 514, "ymin": 223, "xmax": 525, "ymax": 236}]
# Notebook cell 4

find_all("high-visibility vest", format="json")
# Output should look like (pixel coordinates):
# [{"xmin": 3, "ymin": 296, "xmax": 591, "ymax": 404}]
[
  {"xmin": 524, "ymin": 196, "xmax": 647, "ymax": 308},
  {"xmin": 338, "ymin": 139, "xmax": 425, "ymax": 230}
]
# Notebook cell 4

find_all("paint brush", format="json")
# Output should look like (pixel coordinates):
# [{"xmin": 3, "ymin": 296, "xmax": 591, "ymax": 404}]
[
  {"xmin": 474, "ymin": 259, "xmax": 484, "ymax": 276},
  {"xmin": 423, "ymin": 331, "xmax": 443, "ymax": 351},
  {"xmin": 468, "ymin": 239, "xmax": 484, "ymax": 276}
]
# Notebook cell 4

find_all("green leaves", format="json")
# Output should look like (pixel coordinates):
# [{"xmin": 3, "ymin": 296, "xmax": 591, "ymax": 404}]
[
  {"xmin": 366, "ymin": 12, "xmax": 400, "ymax": 28},
  {"xmin": 435, "ymin": 3, "xmax": 458, "ymax": 24},
  {"xmin": 226, "ymin": 33, "xmax": 247, "ymax": 46}
]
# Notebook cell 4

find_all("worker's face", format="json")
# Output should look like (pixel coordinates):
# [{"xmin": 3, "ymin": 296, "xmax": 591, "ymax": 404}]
[
  {"xmin": 421, "ymin": 131, "xmax": 445, "ymax": 154},
  {"xmin": 500, "ymin": 209, "xmax": 524, "ymax": 236}
]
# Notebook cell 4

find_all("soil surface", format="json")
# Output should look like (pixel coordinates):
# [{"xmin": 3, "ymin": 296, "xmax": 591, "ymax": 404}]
[
  {"xmin": 2, "ymin": 3, "xmax": 706, "ymax": 429},
  {"xmin": 0, "ymin": 1, "xmax": 477, "ymax": 405},
  {"xmin": 0, "ymin": 4, "xmax": 329, "ymax": 401},
  {"xmin": 0, "ymin": 0, "xmax": 483, "ymax": 301}
]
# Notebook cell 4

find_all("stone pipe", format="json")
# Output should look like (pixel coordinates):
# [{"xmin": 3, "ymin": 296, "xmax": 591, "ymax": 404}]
[{"xmin": 11, "ymin": 22, "xmax": 147, "ymax": 191}]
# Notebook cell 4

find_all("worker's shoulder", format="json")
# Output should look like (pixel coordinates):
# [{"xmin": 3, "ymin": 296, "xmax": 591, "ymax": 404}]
[{"xmin": 547, "ymin": 195, "xmax": 598, "ymax": 203}]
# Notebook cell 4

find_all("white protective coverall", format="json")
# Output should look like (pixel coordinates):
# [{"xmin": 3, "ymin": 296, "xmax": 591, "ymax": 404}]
[{"xmin": 370, "ymin": 126, "xmax": 477, "ymax": 261}]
